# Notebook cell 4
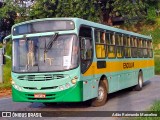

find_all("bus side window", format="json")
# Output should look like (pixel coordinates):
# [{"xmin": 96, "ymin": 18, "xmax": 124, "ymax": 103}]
[
  {"xmin": 131, "ymin": 37, "xmax": 137, "ymax": 58},
  {"xmin": 95, "ymin": 30, "xmax": 106, "ymax": 58},
  {"xmin": 124, "ymin": 36, "xmax": 131, "ymax": 58},
  {"xmin": 138, "ymin": 39, "xmax": 143, "ymax": 58},
  {"xmin": 108, "ymin": 33, "xmax": 116, "ymax": 58},
  {"xmin": 81, "ymin": 38, "xmax": 92, "ymax": 59},
  {"xmin": 116, "ymin": 34, "xmax": 124, "ymax": 58},
  {"xmin": 143, "ymin": 40, "xmax": 148, "ymax": 58},
  {"xmin": 148, "ymin": 40, "xmax": 153, "ymax": 58},
  {"xmin": 79, "ymin": 26, "xmax": 93, "ymax": 73}
]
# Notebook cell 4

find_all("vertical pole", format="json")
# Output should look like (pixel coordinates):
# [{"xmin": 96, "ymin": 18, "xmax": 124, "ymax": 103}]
[{"xmin": 0, "ymin": 48, "xmax": 3, "ymax": 83}]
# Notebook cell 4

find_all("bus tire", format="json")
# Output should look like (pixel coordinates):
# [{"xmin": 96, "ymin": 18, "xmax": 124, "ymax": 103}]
[
  {"xmin": 135, "ymin": 71, "xmax": 143, "ymax": 91},
  {"xmin": 91, "ymin": 81, "xmax": 107, "ymax": 107}
]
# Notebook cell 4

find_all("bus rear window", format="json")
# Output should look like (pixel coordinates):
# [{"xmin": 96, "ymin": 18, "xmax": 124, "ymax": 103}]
[{"xmin": 13, "ymin": 20, "xmax": 75, "ymax": 35}]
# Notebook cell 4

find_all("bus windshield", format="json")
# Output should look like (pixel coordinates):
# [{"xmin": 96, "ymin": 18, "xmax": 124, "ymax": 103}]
[{"xmin": 12, "ymin": 34, "xmax": 79, "ymax": 73}]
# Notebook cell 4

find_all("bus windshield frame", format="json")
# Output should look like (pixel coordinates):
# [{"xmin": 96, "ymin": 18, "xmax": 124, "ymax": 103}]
[
  {"xmin": 12, "ymin": 34, "xmax": 79, "ymax": 73},
  {"xmin": 12, "ymin": 20, "xmax": 75, "ymax": 35}
]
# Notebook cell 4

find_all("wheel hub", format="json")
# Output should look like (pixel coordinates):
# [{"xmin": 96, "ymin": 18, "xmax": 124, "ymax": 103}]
[
  {"xmin": 97, "ymin": 86, "xmax": 104, "ymax": 101},
  {"xmin": 139, "ymin": 76, "xmax": 143, "ymax": 88}
]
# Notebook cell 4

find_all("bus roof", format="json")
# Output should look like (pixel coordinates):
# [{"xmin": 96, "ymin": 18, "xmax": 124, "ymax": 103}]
[{"xmin": 12, "ymin": 17, "xmax": 152, "ymax": 40}]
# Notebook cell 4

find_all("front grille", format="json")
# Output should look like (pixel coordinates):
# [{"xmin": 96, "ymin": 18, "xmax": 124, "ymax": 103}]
[
  {"xmin": 23, "ymin": 86, "xmax": 58, "ymax": 90},
  {"xmin": 17, "ymin": 74, "xmax": 65, "ymax": 81},
  {"xmin": 41, "ymin": 86, "xmax": 58, "ymax": 90},
  {"xmin": 23, "ymin": 87, "xmax": 37, "ymax": 90},
  {"xmin": 54, "ymin": 75, "xmax": 64, "ymax": 79}
]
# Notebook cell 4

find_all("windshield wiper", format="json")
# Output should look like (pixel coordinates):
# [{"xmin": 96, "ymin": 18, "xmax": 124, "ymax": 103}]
[
  {"xmin": 23, "ymin": 34, "xmax": 28, "ymax": 42},
  {"xmin": 45, "ymin": 33, "xmax": 59, "ymax": 52}
]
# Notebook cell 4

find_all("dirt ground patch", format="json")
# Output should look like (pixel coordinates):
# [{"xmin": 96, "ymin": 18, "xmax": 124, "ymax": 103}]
[{"xmin": 0, "ymin": 89, "xmax": 11, "ymax": 98}]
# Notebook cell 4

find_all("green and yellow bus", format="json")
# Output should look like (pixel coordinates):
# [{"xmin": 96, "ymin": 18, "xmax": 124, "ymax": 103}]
[{"xmin": 8, "ymin": 18, "xmax": 154, "ymax": 106}]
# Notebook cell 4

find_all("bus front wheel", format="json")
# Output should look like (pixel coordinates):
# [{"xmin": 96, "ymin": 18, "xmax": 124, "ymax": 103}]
[
  {"xmin": 134, "ymin": 71, "xmax": 143, "ymax": 91},
  {"xmin": 91, "ymin": 81, "xmax": 107, "ymax": 107}
]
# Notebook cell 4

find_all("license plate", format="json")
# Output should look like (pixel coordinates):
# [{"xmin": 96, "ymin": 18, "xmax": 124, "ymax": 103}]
[{"xmin": 34, "ymin": 93, "xmax": 46, "ymax": 98}]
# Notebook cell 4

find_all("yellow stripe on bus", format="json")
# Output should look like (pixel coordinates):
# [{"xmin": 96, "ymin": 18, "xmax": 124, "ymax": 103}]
[{"xmin": 83, "ymin": 59, "xmax": 154, "ymax": 76}]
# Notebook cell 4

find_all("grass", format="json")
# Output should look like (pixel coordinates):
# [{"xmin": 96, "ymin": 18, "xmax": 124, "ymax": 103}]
[
  {"xmin": 122, "ymin": 101, "xmax": 160, "ymax": 120},
  {"xmin": 154, "ymin": 57, "xmax": 160, "ymax": 75},
  {"xmin": 0, "ymin": 58, "xmax": 12, "ymax": 90},
  {"xmin": 0, "ymin": 42, "xmax": 12, "ymax": 91},
  {"xmin": 150, "ymin": 101, "xmax": 160, "ymax": 111},
  {"xmin": 154, "ymin": 50, "xmax": 160, "ymax": 55}
]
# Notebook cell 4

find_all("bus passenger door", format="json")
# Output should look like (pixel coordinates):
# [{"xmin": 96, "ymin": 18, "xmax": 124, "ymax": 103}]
[{"xmin": 79, "ymin": 26, "xmax": 97, "ymax": 101}]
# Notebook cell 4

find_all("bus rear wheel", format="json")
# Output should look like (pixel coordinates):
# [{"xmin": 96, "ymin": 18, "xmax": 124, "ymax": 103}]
[
  {"xmin": 134, "ymin": 71, "xmax": 143, "ymax": 91},
  {"xmin": 91, "ymin": 81, "xmax": 107, "ymax": 107}
]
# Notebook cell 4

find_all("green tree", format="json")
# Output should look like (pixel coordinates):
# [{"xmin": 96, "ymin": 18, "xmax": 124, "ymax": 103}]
[
  {"xmin": 0, "ymin": 0, "xmax": 17, "ymax": 19},
  {"xmin": 29, "ymin": 0, "xmax": 148, "ymax": 25},
  {"xmin": 144, "ymin": 0, "xmax": 160, "ymax": 24},
  {"xmin": 14, "ymin": 0, "xmax": 34, "ymax": 23},
  {"xmin": 101, "ymin": 0, "xmax": 147, "ymax": 25},
  {"xmin": 0, "ymin": 0, "xmax": 157, "ymax": 29},
  {"xmin": 0, "ymin": 0, "xmax": 32, "ymax": 33},
  {"xmin": 0, "ymin": 0, "xmax": 17, "ymax": 33},
  {"xmin": 30, "ymin": 0, "xmax": 101, "ymax": 22}
]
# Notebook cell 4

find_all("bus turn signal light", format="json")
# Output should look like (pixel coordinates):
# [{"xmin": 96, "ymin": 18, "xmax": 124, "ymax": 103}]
[
  {"xmin": 71, "ymin": 76, "xmax": 78, "ymax": 84},
  {"xmin": 71, "ymin": 79, "xmax": 77, "ymax": 84}
]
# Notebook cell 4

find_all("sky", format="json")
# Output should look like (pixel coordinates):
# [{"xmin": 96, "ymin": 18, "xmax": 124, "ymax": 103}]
[{"xmin": 0, "ymin": 0, "xmax": 34, "ymax": 7}]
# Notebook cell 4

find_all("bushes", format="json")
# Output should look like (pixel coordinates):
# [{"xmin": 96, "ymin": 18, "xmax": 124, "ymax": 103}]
[
  {"xmin": 154, "ymin": 56, "xmax": 160, "ymax": 75},
  {"xmin": 146, "ymin": 6, "xmax": 156, "ymax": 24},
  {"xmin": 0, "ymin": 41, "xmax": 11, "ymax": 90}
]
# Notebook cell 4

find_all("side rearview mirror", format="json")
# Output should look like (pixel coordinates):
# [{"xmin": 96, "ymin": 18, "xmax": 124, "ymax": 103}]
[{"xmin": 3, "ymin": 34, "xmax": 11, "ymax": 44}]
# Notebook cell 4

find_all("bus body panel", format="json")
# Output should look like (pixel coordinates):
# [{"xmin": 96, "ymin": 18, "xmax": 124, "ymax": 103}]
[
  {"xmin": 12, "ymin": 67, "xmax": 84, "ymax": 102},
  {"xmin": 81, "ymin": 59, "xmax": 154, "ymax": 94},
  {"xmin": 12, "ymin": 81, "xmax": 83, "ymax": 102},
  {"xmin": 11, "ymin": 18, "xmax": 154, "ymax": 103}
]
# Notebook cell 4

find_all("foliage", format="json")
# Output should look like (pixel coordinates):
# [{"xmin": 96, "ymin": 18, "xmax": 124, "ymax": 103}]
[
  {"xmin": 146, "ymin": 6, "xmax": 156, "ymax": 24},
  {"xmin": 0, "ymin": 0, "xmax": 32, "ymax": 33},
  {"xmin": 0, "ymin": 41, "xmax": 12, "ymax": 90},
  {"xmin": 154, "ymin": 56, "xmax": 160, "ymax": 75},
  {"xmin": 108, "ymin": 0, "xmax": 146, "ymax": 24},
  {"xmin": 141, "ymin": 26, "xmax": 160, "ymax": 45},
  {"xmin": 29, "ymin": 0, "xmax": 101, "ymax": 22},
  {"xmin": 29, "ymin": 0, "xmax": 149, "ymax": 24},
  {"xmin": 2, "ymin": 56, "xmax": 12, "ymax": 89},
  {"xmin": 0, "ymin": 0, "xmax": 159, "ymax": 31},
  {"xmin": 0, "ymin": 0, "xmax": 17, "ymax": 32},
  {"xmin": 0, "ymin": 0, "xmax": 17, "ymax": 19},
  {"xmin": 150, "ymin": 100, "xmax": 160, "ymax": 111}
]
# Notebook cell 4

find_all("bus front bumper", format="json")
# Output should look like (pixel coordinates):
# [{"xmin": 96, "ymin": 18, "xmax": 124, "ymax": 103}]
[{"xmin": 12, "ymin": 81, "xmax": 83, "ymax": 102}]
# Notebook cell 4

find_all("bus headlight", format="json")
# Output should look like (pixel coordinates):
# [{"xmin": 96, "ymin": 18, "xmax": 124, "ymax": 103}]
[
  {"xmin": 11, "ymin": 80, "xmax": 15, "ymax": 85},
  {"xmin": 14, "ymin": 84, "xmax": 18, "ymax": 89},
  {"xmin": 13, "ymin": 84, "xmax": 22, "ymax": 91}
]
